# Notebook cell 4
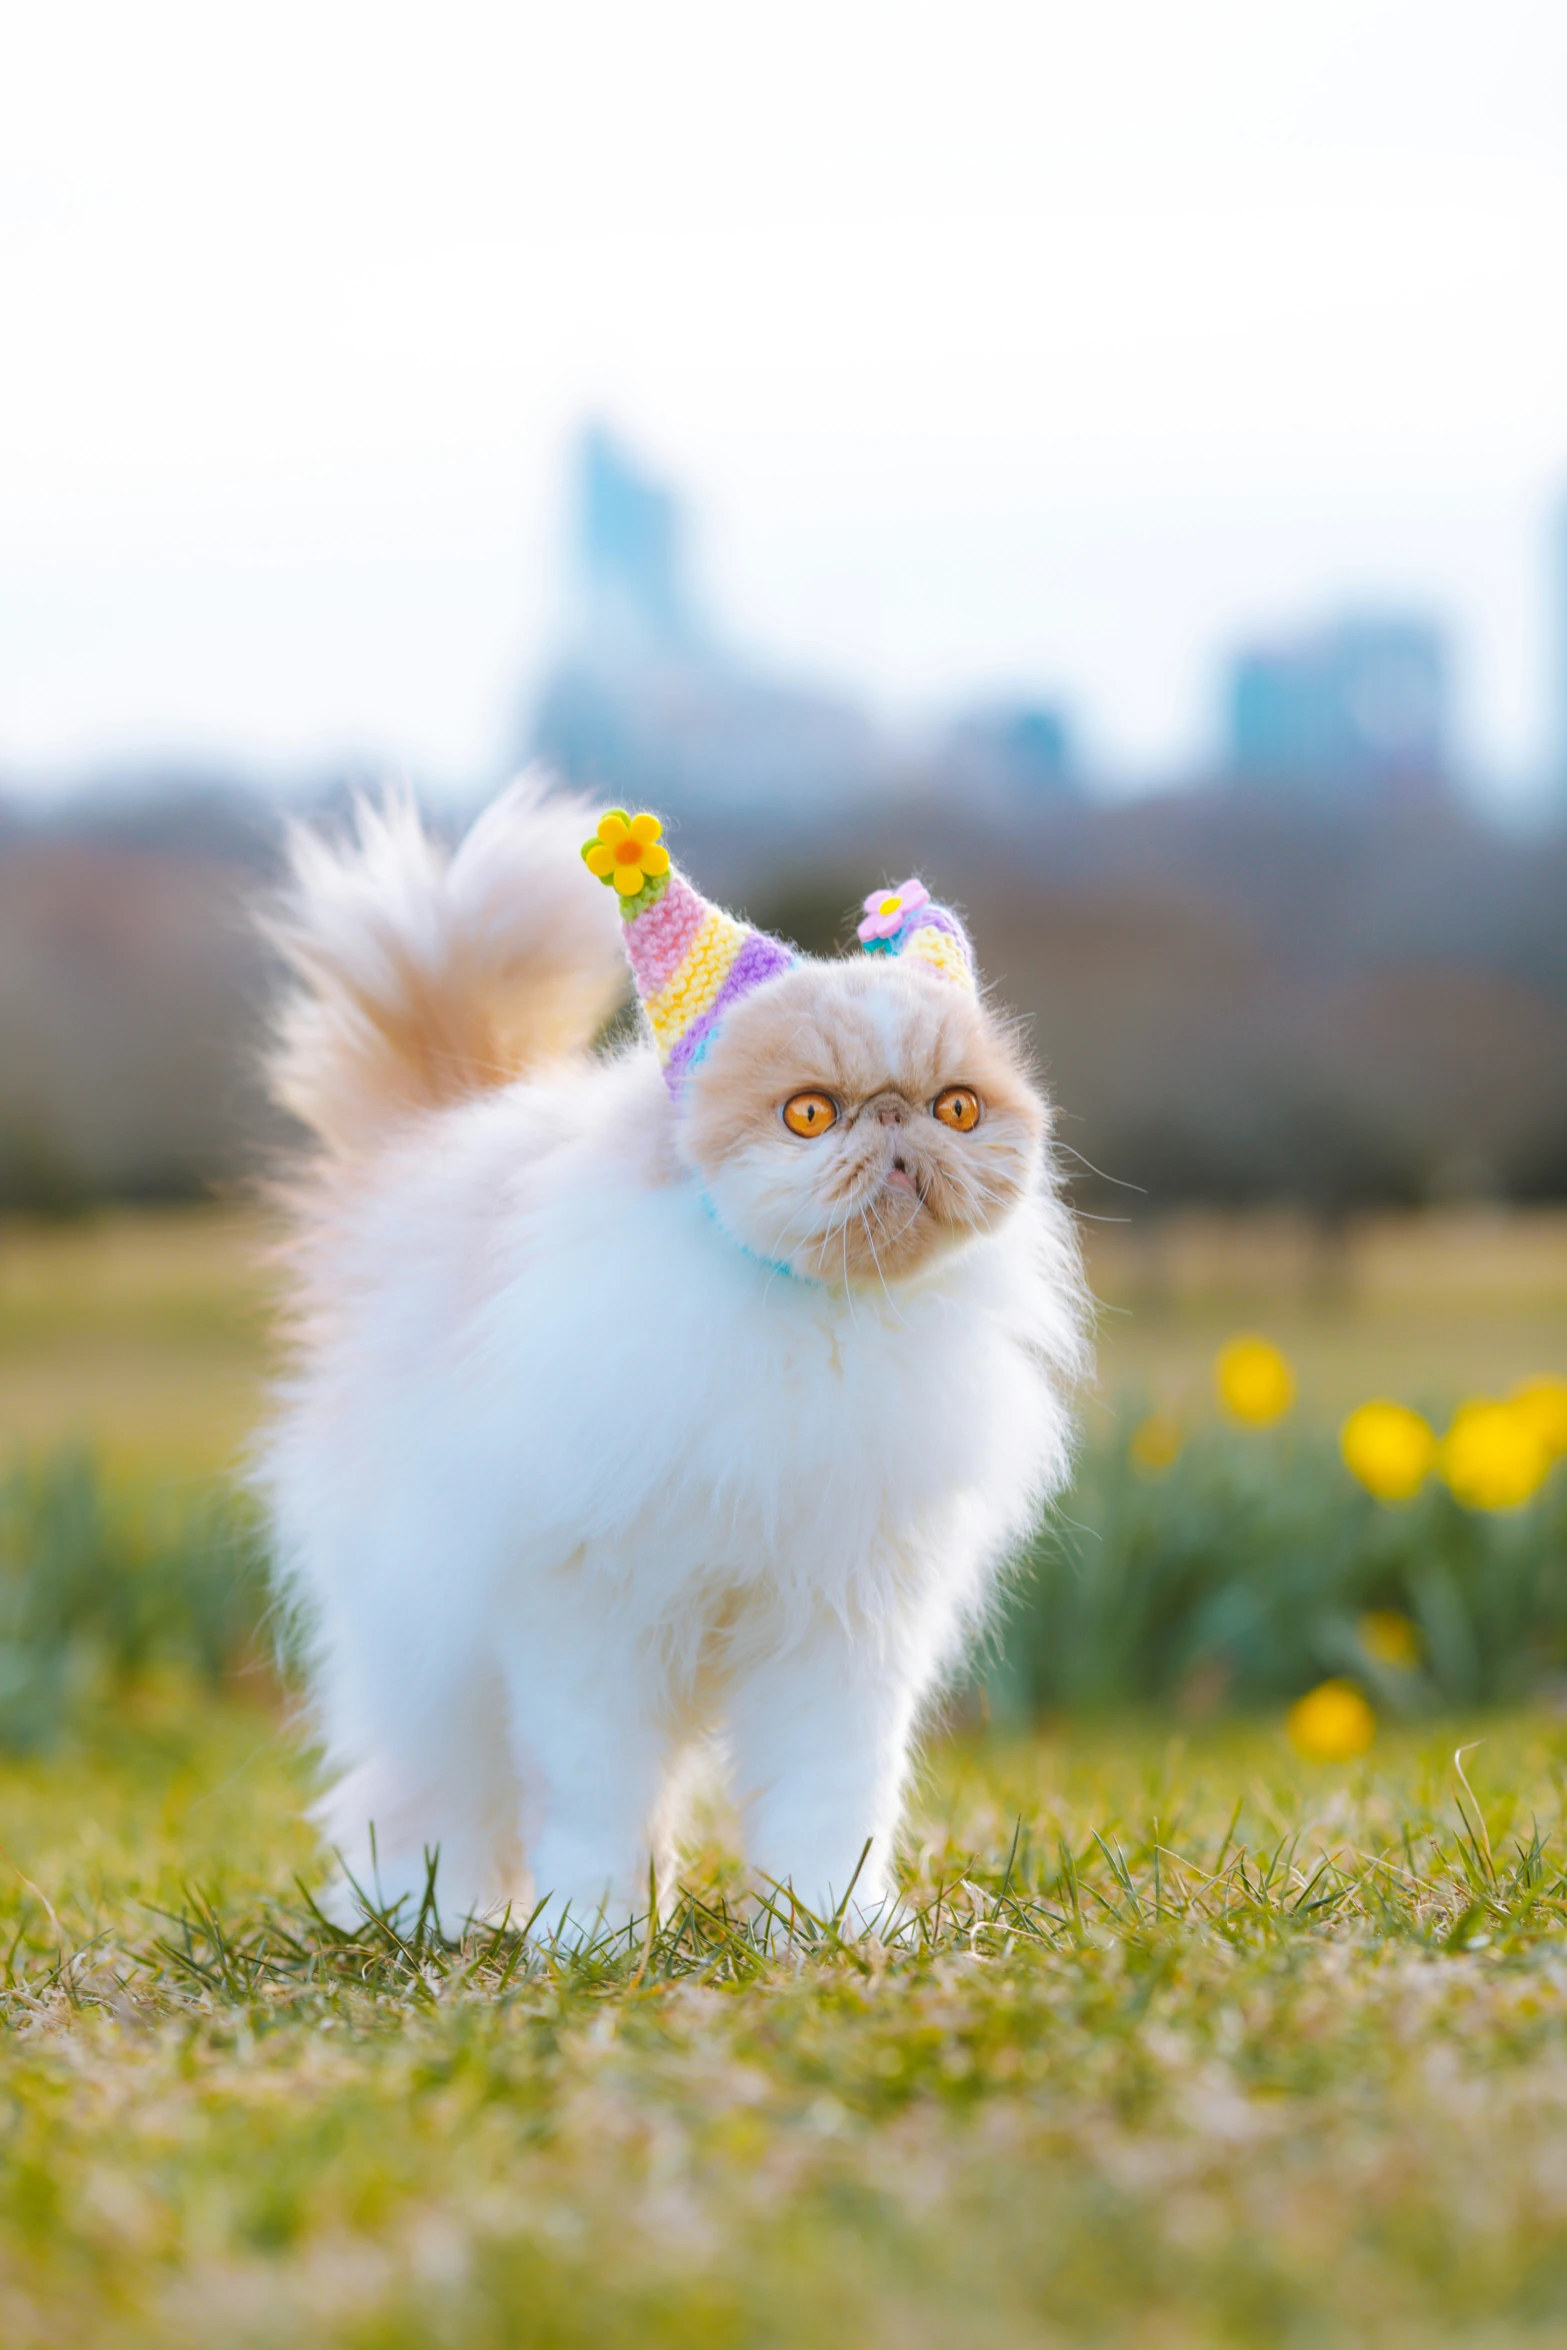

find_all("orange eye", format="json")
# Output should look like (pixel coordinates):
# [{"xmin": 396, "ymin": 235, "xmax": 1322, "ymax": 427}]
[
  {"xmin": 782, "ymin": 1091, "xmax": 839, "ymax": 1138},
  {"xmin": 932, "ymin": 1086, "xmax": 981, "ymax": 1133}
]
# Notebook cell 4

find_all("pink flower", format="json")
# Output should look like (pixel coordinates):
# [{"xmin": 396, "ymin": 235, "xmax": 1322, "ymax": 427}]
[{"xmin": 856, "ymin": 878, "xmax": 930, "ymax": 943}]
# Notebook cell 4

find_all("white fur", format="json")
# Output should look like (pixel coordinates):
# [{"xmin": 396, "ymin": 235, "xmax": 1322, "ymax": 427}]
[{"xmin": 257, "ymin": 787, "xmax": 1088, "ymax": 1936}]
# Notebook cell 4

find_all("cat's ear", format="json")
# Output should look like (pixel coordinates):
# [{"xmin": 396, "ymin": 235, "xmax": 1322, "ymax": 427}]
[{"xmin": 854, "ymin": 879, "xmax": 976, "ymax": 993}]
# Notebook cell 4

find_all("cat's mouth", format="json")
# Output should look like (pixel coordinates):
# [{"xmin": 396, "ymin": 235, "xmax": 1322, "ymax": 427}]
[
  {"xmin": 824, "ymin": 1151, "xmax": 932, "ymax": 1236},
  {"xmin": 878, "ymin": 1153, "xmax": 930, "ymax": 1212}
]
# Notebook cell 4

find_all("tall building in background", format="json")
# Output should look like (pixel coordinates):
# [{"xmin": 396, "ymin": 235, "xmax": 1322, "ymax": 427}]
[
  {"xmin": 531, "ymin": 426, "xmax": 1088, "ymax": 818},
  {"xmin": 530, "ymin": 427, "xmax": 877, "ymax": 814},
  {"xmin": 571, "ymin": 425, "xmax": 697, "ymax": 658},
  {"xmin": 1228, "ymin": 617, "xmax": 1450, "ymax": 795},
  {"xmin": 942, "ymin": 701, "xmax": 1077, "ymax": 802}
]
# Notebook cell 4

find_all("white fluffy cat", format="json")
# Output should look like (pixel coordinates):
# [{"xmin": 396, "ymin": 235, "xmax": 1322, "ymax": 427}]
[{"xmin": 257, "ymin": 780, "xmax": 1088, "ymax": 1936}]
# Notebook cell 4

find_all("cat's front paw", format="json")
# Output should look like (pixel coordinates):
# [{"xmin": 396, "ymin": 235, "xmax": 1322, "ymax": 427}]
[
  {"xmin": 750, "ymin": 1851, "xmax": 898, "ymax": 1940},
  {"xmin": 526, "ymin": 1885, "xmax": 644, "ymax": 1954},
  {"xmin": 522, "ymin": 1842, "xmax": 649, "ymax": 1953}
]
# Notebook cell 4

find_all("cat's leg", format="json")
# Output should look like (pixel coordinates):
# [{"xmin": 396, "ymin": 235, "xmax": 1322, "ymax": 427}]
[
  {"xmin": 278, "ymin": 1458, "xmax": 528, "ymax": 1932},
  {"xmin": 727, "ymin": 1605, "xmax": 930, "ymax": 1926},
  {"xmin": 501, "ymin": 1612, "xmax": 670, "ymax": 1946},
  {"xmin": 312, "ymin": 1649, "xmax": 522, "ymax": 1932}
]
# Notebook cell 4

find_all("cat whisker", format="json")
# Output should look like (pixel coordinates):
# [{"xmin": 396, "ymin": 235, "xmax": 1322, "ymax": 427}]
[
  {"xmin": 856, "ymin": 1203, "xmax": 907, "ymax": 1323},
  {"xmin": 840, "ymin": 1215, "xmax": 861, "ymax": 1324}
]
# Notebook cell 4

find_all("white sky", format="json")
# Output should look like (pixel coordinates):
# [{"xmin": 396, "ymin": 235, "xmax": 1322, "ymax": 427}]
[{"xmin": 3, "ymin": 0, "xmax": 1566, "ymax": 796}]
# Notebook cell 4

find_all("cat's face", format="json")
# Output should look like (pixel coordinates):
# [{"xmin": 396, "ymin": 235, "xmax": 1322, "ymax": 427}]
[{"xmin": 680, "ymin": 959, "xmax": 1046, "ymax": 1287}]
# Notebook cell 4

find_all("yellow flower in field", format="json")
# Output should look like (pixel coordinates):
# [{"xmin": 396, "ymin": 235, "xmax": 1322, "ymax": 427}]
[
  {"xmin": 1340, "ymin": 1400, "xmax": 1437, "ymax": 1503},
  {"xmin": 1358, "ymin": 1610, "xmax": 1422, "ymax": 1671},
  {"xmin": 1215, "ymin": 1336, "xmax": 1295, "ymax": 1427},
  {"xmin": 581, "ymin": 809, "xmax": 671, "ymax": 897},
  {"xmin": 1287, "ymin": 1679, "xmax": 1376, "ymax": 1761},
  {"xmin": 1129, "ymin": 1413, "xmax": 1184, "ymax": 1476},
  {"xmin": 1441, "ymin": 1398, "xmax": 1551, "ymax": 1513},
  {"xmin": 1512, "ymin": 1377, "xmax": 1567, "ymax": 1461}
]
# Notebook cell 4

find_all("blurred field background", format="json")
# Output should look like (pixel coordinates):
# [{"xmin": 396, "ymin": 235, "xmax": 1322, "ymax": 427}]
[
  {"xmin": 2, "ymin": 1196, "xmax": 1563, "ymax": 1754},
  {"xmin": 4, "ymin": 1199, "xmax": 1566, "ymax": 1476}
]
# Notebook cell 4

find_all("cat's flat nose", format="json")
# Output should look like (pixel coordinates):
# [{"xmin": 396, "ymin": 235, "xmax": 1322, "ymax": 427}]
[{"xmin": 878, "ymin": 1102, "xmax": 903, "ymax": 1125}]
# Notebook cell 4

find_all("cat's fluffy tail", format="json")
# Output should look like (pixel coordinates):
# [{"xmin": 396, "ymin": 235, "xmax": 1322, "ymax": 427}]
[{"xmin": 263, "ymin": 775, "xmax": 627, "ymax": 1156}]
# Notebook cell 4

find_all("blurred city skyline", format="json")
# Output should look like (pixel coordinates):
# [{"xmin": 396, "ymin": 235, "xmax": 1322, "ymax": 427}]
[
  {"xmin": 4, "ymin": 1, "xmax": 1567, "ymax": 805},
  {"xmin": 529, "ymin": 425, "xmax": 1487, "ymax": 812}
]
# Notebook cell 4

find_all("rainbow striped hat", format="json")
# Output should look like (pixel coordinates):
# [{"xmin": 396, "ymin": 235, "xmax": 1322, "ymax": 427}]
[
  {"xmin": 581, "ymin": 811, "xmax": 795, "ymax": 1092},
  {"xmin": 581, "ymin": 811, "xmax": 975, "ymax": 1095},
  {"xmin": 854, "ymin": 877, "xmax": 975, "ymax": 991}
]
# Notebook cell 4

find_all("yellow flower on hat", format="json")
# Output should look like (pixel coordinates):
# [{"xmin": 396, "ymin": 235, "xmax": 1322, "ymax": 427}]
[{"xmin": 581, "ymin": 810, "xmax": 671, "ymax": 897}]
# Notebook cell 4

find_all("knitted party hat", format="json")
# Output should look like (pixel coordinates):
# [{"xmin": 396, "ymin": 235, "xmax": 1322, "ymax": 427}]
[
  {"xmin": 855, "ymin": 878, "xmax": 976, "ymax": 992},
  {"xmin": 581, "ymin": 811, "xmax": 796, "ymax": 1092}
]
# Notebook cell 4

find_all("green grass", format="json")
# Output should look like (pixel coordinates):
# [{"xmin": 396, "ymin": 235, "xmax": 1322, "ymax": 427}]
[
  {"xmin": 0, "ymin": 1452, "xmax": 271, "ymax": 1750},
  {"xmin": 9, "ymin": 1702, "xmax": 1567, "ymax": 2345}
]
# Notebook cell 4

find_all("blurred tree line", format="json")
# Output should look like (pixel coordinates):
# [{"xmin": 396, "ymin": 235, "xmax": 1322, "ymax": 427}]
[{"xmin": 1, "ymin": 777, "xmax": 1563, "ymax": 1215}]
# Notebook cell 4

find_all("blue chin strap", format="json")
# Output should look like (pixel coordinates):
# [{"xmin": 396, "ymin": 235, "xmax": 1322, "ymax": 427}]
[{"xmin": 697, "ymin": 1187, "xmax": 822, "ymax": 1288}]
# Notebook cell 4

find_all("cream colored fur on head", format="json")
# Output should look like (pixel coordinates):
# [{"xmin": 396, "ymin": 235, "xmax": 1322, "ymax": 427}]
[{"xmin": 258, "ymin": 779, "xmax": 1089, "ymax": 1937}]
